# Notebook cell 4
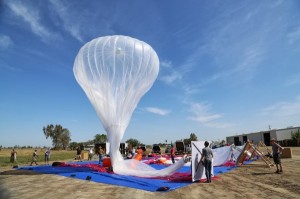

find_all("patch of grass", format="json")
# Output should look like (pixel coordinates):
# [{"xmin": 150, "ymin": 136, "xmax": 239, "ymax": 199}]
[{"xmin": 0, "ymin": 148, "xmax": 76, "ymax": 167}]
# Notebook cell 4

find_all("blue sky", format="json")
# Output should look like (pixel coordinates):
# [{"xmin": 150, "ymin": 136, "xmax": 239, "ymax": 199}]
[{"xmin": 1, "ymin": 0, "xmax": 300, "ymax": 147}]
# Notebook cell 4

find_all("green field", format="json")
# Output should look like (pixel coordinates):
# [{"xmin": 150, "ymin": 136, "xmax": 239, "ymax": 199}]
[
  {"xmin": 0, "ymin": 146, "xmax": 169, "ymax": 168},
  {"xmin": 0, "ymin": 148, "xmax": 76, "ymax": 167}
]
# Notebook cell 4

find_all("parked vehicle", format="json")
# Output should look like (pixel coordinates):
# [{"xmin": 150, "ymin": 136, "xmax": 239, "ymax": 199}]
[
  {"xmin": 165, "ymin": 144, "xmax": 172, "ymax": 154},
  {"xmin": 175, "ymin": 141, "xmax": 185, "ymax": 155},
  {"xmin": 152, "ymin": 144, "xmax": 161, "ymax": 154}
]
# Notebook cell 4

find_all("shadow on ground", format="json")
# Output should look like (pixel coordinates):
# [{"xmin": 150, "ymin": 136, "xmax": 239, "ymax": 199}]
[
  {"xmin": 0, "ymin": 170, "xmax": 42, "ymax": 175},
  {"xmin": 0, "ymin": 184, "xmax": 10, "ymax": 198},
  {"xmin": 251, "ymin": 172, "xmax": 274, "ymax": 175}
]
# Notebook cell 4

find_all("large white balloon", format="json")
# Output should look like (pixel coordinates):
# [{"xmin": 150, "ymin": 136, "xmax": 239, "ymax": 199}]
[{"xmin": 74, "ymin": 35, "xmax": 185, "ymax": 177}]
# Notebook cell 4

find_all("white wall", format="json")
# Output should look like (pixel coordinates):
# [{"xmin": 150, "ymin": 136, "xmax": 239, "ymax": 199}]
[{"xmin": 276, "ymin": 128, "xmax": 299, "ymax": 140}]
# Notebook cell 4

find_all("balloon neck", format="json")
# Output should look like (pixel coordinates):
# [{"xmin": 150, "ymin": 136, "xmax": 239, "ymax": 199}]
[{"xmin": 105, "ymin": 124, "xmax": 126, "ymax": 134}]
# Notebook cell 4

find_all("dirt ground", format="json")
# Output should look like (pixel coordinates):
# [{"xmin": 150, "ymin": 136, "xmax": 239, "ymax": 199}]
[{"xmin": 0, "ymin": 147, "xmax": 299, "ymax": 199}]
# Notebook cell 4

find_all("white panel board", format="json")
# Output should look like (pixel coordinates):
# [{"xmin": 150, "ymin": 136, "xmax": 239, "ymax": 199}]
[{"xmin": 191, "ymin": 141, "xmax": 214, "ymax": 182}]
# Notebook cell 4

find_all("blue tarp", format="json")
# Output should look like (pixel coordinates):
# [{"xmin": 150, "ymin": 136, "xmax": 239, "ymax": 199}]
[{"xmin": 18, "ymin": 161, "xmax": 238, "ymax": 192}]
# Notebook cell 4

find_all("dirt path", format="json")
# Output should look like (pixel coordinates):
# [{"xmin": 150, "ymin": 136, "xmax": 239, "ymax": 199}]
[{"xmin": 1, "ymin": 147, "xmax": 299, "ymax": 199}]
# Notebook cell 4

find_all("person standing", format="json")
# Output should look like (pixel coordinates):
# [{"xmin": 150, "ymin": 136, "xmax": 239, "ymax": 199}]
[
  {"xmin": 30, "ymin": 149, "xmax": 39, "ymax": 166},
  {"xmin": 132, "ymin": 147, "xmax": 136, "ymax": 158},
  {"xmin": 76, "ymin": 147, "xmax": 82, "ymax": 162},
  {"xmin": 200, "ymin": 141, "xmax": 213, "ymax": 183},
  {"xmin": 10, "ymin": 148, "xmax": 17, "ymax": 165},
  {"xmin": 134, "ymin": 146, "xmax": 143, "ymax": 160},
  {"xmin": 88, "ymin": 147, "xmax": 93, "ymax": 161},
  {"xmin": 170, "ymin": 145, "xmax": 175, "ymax": 164},
  {"xmin": 271, "ymin": 138, "xmax": 284, "ymax": 173},
  {"xmin": 98, "ymin": 146, "xmax": 104, "ymax": 164},
  {"xmin": 45, "ymin": 148, "xmax": 51, "ymax": 165}
]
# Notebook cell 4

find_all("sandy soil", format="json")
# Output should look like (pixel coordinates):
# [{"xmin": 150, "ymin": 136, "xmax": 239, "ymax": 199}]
[{"xmin": 1, "ymin": 147, "xmax": 299, "ymax": 199}]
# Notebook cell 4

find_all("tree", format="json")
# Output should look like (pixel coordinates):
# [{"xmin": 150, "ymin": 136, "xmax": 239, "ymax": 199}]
[
  {"xmin": 43, "ymin": 124, "xmax": 72, "ymax": 150},
  {"xmin": 60, "ymin": 129, "xmax": 71, "ymax": 150},
  {"xmin": 69, "ymin": 142, "xmax": 78, "ymax": 150},
  {"xmin": 126, "ymin": 138, "xmax": 141, "ymax": 147},
  {"xmin": 220, "ymin": 140, "xmax": 226, "ymax": 146},
  {"xmin": 190, "ymin": 133, "xmax": 198, "ymax": 141},
  {"xmin": 183, "ymin": 133, "xmax": 198, "ymax": 145},
  {"xmin": 291, "ymin": 129, "xmax": 300, "ymax": 146},
  {"xmin": 94, "ymin": 134, "xmax": 107, "ymax": 143}
]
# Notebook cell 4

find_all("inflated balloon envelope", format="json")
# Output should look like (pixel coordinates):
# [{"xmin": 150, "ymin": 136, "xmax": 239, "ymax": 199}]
[{"xmin": 73, "ymin": 35, "xmax": 185, "ymax": 177}]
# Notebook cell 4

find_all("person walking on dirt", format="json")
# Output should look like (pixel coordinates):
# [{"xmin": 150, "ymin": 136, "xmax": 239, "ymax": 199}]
[
  {"xmin": 30, "ymin": 149, "xmax": 39, "ymax": 166},
  {"xmin": 76, "ymin": 147, "xmax": 82, "ymax": 162},
  {"xmin": 271, "ymin": 138, "xmax": 284, "ymax": 174},
  {"xmin": 45, "ymin": 148, "xmax": 51, "ymax": 165},
  {"xmin": 10, "ymin": 148, "xmax": 18, "ymax": 165}
]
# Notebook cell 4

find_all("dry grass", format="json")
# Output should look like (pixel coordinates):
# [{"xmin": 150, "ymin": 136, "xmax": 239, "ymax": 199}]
[{"xmin": 0, "ymin": 148, "xmax": 75, "ymax": 167}]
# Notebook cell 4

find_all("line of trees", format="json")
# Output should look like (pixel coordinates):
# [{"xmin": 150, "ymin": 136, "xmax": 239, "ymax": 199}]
[
  {"xmin": 69, "ymin": 134, "xmax": 108, "ymax": 150},
  {"xmin": 42, "ymin": 123, "xmax": 221, "ymax": 151}
]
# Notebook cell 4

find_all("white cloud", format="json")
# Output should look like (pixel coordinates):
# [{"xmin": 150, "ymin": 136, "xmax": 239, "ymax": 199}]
[
  {"xmin": 189, "ymin": 114, "xmax": 222, "ymax": 123},
  {"xmin": 261, "ymin": 97, "xmax": 300, "ymax": 117},
  {"xmin": 145, "ymin": 107, "xmax": 170, "ymax": 116},
  {"xmin": 160, "ymin": 61, "xmax": 172, "ymax": 68},
  {"xmin": 186, "ymin": 102, "xmax": 234, "ymax": 129},
  {"xmin": 159, "ymin": 60, "xmax": 182, "ymax": 84},
  {"xmin": 287, "ymin": 27, "xmax": 300, "ymax": 45},
  {"xmin": 5, "ymin": 1, "xmax": 58, "ymax": 42},
  {"xmin": 49, "ymin": 0, "xmax": 84, "ymax": 42},
  {"xmin": 0, "ymin": 35, "xmax": 14, "ymax": 49},
  {"xmin": 233, "ymin": 44, "xmax": 264, "ymax": 80},
  {"xmin": 284, "ymin": 74, "xmax": 300, "ymax": 86},
  {"xmin": 159, "ymin": 71, "xmax": 182, "ymax": 84},
  {"xmin": 204, "ymin": 122, "xmax": 234, "ymax": 129},
  {"xmin": 187, "ymin": 102, "xmax": 222, "ymax": 123},
  {"xmin": 0, "ymin": 61, "xmax": 21, "ymax": 72}
]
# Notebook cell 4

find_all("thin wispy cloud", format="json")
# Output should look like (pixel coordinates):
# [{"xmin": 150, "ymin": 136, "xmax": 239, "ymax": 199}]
[
  {"xmin": 5, "ymin": 1, "xmax": 58, "ymax": 43},
  {"xmin": 186, "ymin": 102, "xmax": 234, "ymax": 129},
  {"xmin": 204, "ymin": 122, "xmax": 234, "ymax": 129},
  {"xmin": 182, "ymin": 84, "xmax": 202, "ymax": 96},
  {"xmin": 187, "ymin": 102, "xmax": 237, "ymax": 130},
  {"xmin": 284, "ymin": 74, "xmax": 300, "ymax": 86},
  {"xmin": 261, "ymin": 97, "xmax": 300, "ymax": 117},
  {"xmin": 159, "ymin": 60, "xmax": 182, "ymax": 84},
  {"xmin": 233, "ymin": 44, "xmax": 264, "ymax": 80},
  {"xmin": 177, "ymin": 2, "xmax": 292, "ymax": 90},
  {"xmin": 145, "ymin": 107, "xmax": 170, "ymax": 116},
  {"xmin": 49, "ymin": 0, "xmax": 84, "ymax": 42},
  {"xmin": 287, "ymin": 27, "xmax": 300, "ymax": 45},
  {"xmin": 187, "ymin": 102, "xmax": 222, "ymax": 123},
  {"xmin": 0, "ymin": 35, "xmax": 14, "ymax": 49},
  {"xmin": 0, "ymin": 61, "xmax": 22, "ymax": 72}
]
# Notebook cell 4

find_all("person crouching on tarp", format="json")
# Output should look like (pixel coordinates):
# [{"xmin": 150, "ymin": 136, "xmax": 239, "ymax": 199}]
[{"xmin": 200, "ymin": 141, "xmax": 213, "ymax": 183}]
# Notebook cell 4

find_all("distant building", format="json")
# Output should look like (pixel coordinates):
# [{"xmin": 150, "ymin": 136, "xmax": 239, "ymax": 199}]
[{"xmin": 226, "ymin": 126, "xmax": 300, "ymax": 146}]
